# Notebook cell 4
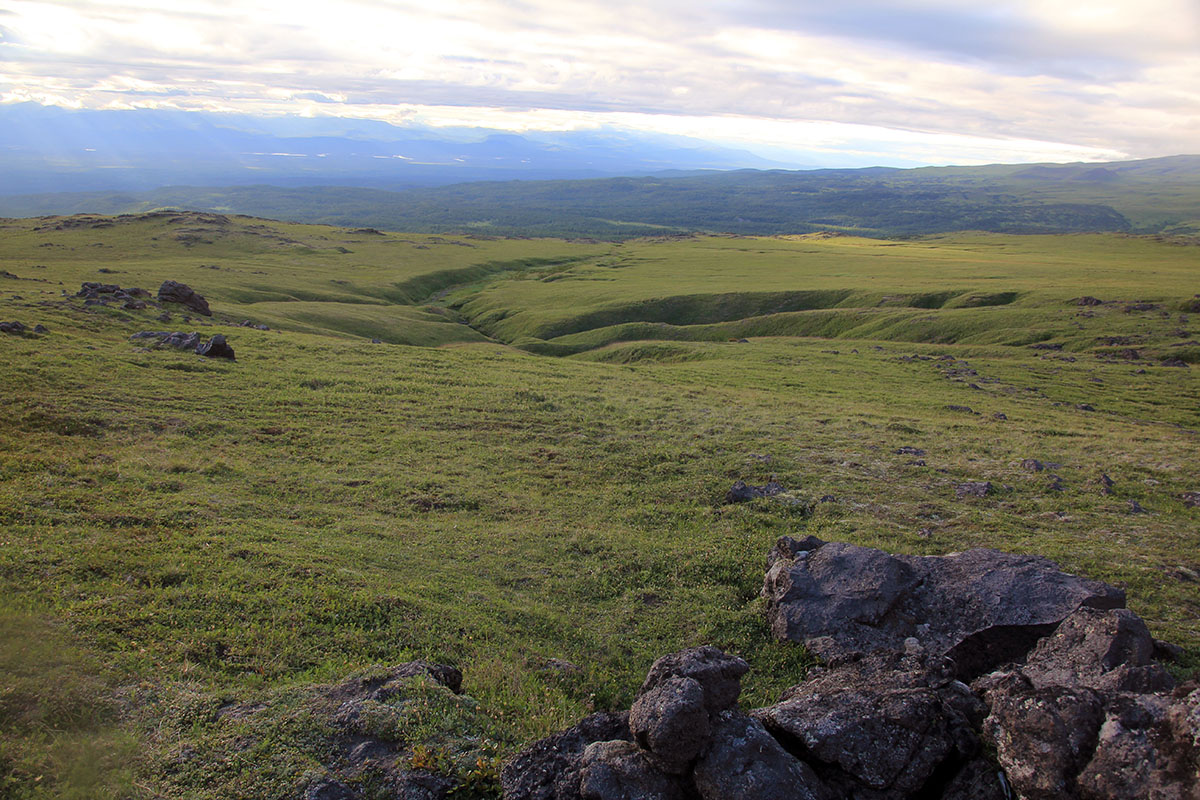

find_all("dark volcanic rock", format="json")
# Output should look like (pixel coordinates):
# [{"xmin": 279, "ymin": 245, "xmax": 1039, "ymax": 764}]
[
  {"xmin": 629, "ymin": 676, "xmax": 710, "ymax": 772},
  {"xmin": 1075, "ymin": 688, "xmax": 1200, "ymax": 800},
  {"xmin": 692, "ymin": 710, "xmax": 832, "ymax": 800},
  {"xmin": 1074, "ymin": 296, "xmax": 1104, "ymax": 306},
  {"xmin": 1181, "ymin": 491, "xmax": 1200, "ymax": 508},
  {"xmin": 1020, "ymin": 607, "xmax": 1173, "ymax": 695},
  {"xmin": 757, "ymin": 652, "xmax": 981, "ymax": 799},
  {"xmin": 0, "ymin": 320, "xmax": 26, "ymax": 335},
  {"xmin": 761, "ymin": 537, "xmax": 1125, "ymax": 676},
  {"xmin": 578, "ymin": 740, "xmax": 688, "ymax": 800},
  {"xmin": 197, "ymin": 334, "xmax": 236, "ymax": 360},
  {"xmin": 158, "ymin": 280, "xmax": 212, "ymax": 316},
  {"xmin": 978, "ymin": 673, "xmax": 1106, "ymax": 800},
  {"xmin": 501, "ymin": 712, "xmax": 632, "ymax": 800},
  {"xmin": 638, "ymin": 646, "xmax": 749, "ymax": 714}
]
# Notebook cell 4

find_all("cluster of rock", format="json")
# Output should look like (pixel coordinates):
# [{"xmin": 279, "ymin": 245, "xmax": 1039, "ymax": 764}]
[
  {"xmin": 504, "ymin": 537, "xmax": 1197, "ymax": 800},
  {"xmin": 1, "ymin": 320, "xmax": 47, "ymax": 336},
  {"xmin": 131, "ymin": 331, "xmax": 236, "ymax": 360},
  {"xmin": 76, "ymin": 281, "xmax": 154, "ymax": 310},
  {"xmin": 73, "ymin": 279, "xmax": 212, "ymax": 317},
  {"xmin": 501, "ymin": 646, "xmax": 830, "ymax": 800}
]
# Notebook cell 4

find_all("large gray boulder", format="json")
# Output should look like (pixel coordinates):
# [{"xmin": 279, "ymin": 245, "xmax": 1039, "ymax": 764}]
[{"xmin": 762, "ymin": 536, "xmax": 1125, "ymax": 677}]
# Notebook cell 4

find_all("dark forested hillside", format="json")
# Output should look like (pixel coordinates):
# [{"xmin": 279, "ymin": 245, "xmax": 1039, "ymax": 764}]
[{"xmin": 2, "ymin": 155, "xmax": 1197, "ymax": 239}]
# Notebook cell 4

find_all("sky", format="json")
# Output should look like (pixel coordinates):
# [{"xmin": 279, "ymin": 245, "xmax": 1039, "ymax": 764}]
[{"xmin": 1, "ymin": 0, "xmax": 1198, "ymax": 168}]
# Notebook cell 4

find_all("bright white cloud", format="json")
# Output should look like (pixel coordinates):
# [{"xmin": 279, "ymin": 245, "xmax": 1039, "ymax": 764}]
[{"xmin": 0, "ymin": 0, "xmax": 1196, "ymax": 165}]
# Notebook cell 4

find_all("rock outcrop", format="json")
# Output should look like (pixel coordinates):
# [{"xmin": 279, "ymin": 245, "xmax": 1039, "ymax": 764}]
[
  {"xmin": 157, "ymin": 280, "xmax": 212, "ymax": 316},
  {"xmin": 503, "ymin": 539, "xmax": 1196, "ymax": 800},
  {"xmin": 131, "ymin": 331, "xmax": 235, "ymax": 360},
  {"xmin": 761, "ymin": 535, "xmax": 1124, "ymax": 678},
  {"xmin": 196, "ymin": 333, "xmax": 236, "ymax": 360},
  {"xmin": 503, "ymin": 646, "xmax": 832, "ymax": 800}
]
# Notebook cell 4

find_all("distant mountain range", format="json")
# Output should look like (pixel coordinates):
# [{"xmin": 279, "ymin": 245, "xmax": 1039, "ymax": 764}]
[
  {"xmin": 2, "ymin": 154, "xmax": 1197, "ymax": 239},
  {"xmin": 0, "ymin": 103, "xmax": 797, "ymax": 194}
]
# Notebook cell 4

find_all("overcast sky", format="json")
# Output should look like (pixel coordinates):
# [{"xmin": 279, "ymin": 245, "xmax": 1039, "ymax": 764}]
[{"xmin": 1, "ymin": 0, "xmax": 1197, "ymax": 166}]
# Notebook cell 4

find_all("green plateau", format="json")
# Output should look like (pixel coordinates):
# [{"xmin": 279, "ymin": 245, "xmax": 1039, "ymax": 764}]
[{"xmin": 0, "ymin": 210, "xmax": 1198, "ymax": 798}]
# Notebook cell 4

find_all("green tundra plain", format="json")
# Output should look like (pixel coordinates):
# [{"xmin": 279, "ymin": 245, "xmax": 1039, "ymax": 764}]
[{"xmin": 1, "ymin": 211, "xmax": 1198, "ymax": 798}]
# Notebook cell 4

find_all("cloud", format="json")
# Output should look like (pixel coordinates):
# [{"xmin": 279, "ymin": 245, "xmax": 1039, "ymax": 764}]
[{"xmin": 0, "ymin": 0, "xmax": 1196, "ymax": 164}]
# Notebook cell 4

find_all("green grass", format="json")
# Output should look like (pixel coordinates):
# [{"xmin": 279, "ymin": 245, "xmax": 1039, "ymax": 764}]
[
  {"xmin": 444, "ymin": 232, "xmax": 1200, "ymax": 356},
  {"xmin": 1, "ymin": 212, "xmax": 1198, "ymax": 797}
]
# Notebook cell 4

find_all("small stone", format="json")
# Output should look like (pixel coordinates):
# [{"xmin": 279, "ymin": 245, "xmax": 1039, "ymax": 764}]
[{"xmin": 956, "ymin": 481, "xmax": 992, "ymax": 498}]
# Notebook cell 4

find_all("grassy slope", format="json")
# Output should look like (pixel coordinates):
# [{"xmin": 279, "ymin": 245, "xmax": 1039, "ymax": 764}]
[
  {"xmin": 1, "ymin": 214, "xmax": 1198, "ymax": 798},
  {"xmin": 447, "ymin": 233, "xmax": 1200, "ymax": 355}
]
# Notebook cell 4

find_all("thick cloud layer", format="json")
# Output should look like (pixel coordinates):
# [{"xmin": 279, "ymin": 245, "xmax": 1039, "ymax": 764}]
[{"xmin": 1, "ymin": 0, "xmax": 1196, "ymax": 165}]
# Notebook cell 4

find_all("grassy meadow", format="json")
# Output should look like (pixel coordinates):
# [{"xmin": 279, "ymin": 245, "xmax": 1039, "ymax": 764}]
[{"xmin": 0, "ymin": 212, "xmax": 1198, "ymax": 798}]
